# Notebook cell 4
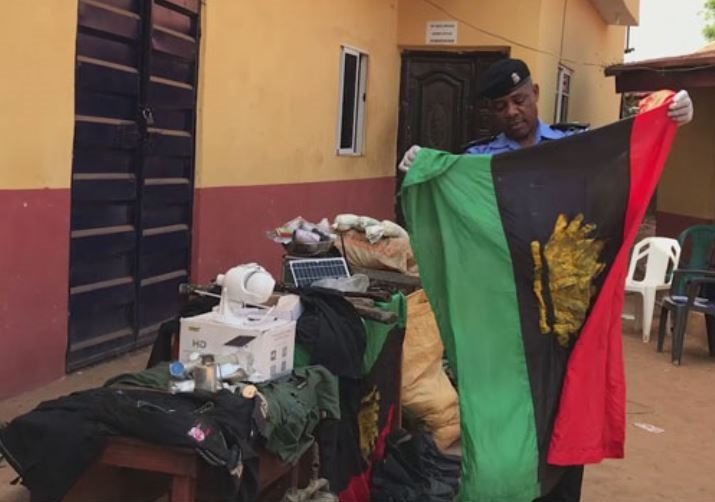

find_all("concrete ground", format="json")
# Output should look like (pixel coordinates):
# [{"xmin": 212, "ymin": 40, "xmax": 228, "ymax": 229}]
[
  {"xmin": 583, "ymin": 307, "xmax": 715, "ymax": 502},
  {"xmin": 0, "ymin": 349, "xmax": 150, "ymax": 502},
  {"xmin": 1, "ymin": 308, "xmax": 713, "ymax": 501}
]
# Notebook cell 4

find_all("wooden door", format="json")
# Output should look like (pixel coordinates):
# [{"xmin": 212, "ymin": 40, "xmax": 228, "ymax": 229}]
[
  {"xmin": 68, "ymin": 0, "xmax": 201, "ymax": 370},
  {"xmin": 395, "ymin": 50, "xmax": 505, "ymax": 221}
]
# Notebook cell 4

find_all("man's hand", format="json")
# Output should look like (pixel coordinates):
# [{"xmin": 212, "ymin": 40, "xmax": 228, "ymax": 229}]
[
  {"xmin": 668, "ymin": 90, "xmax": 693, "ymax": 126},
  {"xmin": 398, "ymin": 145, "xmax": 422, "ymax": 173}
]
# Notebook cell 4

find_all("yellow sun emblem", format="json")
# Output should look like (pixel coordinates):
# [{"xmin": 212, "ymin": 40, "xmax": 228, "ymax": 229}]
[
  {"xmin": 531, "ymin": 213, "xmax": 605, "ymax": 347},
  {"xmin": 358, "ymin": 386, "xmax": 381, "ymax": 460}
]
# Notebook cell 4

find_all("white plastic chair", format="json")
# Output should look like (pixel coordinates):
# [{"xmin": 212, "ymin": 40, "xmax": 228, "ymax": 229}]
[{"xmin": 624, "ymin": 237, "xmax": 681, "ymax": 342}]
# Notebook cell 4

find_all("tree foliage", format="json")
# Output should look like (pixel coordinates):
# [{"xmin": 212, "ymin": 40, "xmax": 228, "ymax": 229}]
[{"xmin": 704, "ymin": 0, "xmax": 715, "ymax": 41}]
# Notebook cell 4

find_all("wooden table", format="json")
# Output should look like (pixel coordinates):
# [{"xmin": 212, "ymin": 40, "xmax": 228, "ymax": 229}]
[
  {"xmin": 98, "ymin": 436, "xmax": 300, "ymax": 502},
  {"xmin": 350, "ymin": 266, "xmax": 421, "ymax": 294}
]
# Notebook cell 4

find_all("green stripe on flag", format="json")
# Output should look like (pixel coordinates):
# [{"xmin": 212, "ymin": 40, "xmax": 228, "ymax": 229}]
[{"xmin": 401, "ymin": 148, "xmax": 540, "ymax": 502}]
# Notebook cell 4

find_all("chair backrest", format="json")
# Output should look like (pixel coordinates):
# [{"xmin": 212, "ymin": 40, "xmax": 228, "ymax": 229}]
[
  {"xmin": 671, "ymin": 225, "xmax": 715, "ymax": 295},
  {"xmin": 677, "ymin": 224, "xmax": 715, "ymax": 270},
  {"xmin": 626, "ymin": 237, "xmax": 681, "ymax": 287}
]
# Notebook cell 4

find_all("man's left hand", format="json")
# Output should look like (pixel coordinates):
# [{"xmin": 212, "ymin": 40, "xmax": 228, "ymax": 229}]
[{"xmin": 668, "ymin": 90, "xmax": 693, "ymax": 126}]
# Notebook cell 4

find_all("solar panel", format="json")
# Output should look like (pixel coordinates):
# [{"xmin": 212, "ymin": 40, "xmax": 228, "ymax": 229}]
[{"xmin": 289, "ymin": 257, "xmax": 350, "ymax": 288}]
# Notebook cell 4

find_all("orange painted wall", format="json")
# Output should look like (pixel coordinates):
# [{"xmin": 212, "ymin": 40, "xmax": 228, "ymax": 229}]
[
  {"xmin": 195, "ymin": 0, "xmax": 401, "ymax": 188},
  {"xmin": 191, "ymin": 0, "xmax": 403, "ymax": 281},
  {"xmin": 397, "ymin": 0, "xmax": 629, "ymax": 127},
  {"xmin": 0, "ymin": 0, "xmax": 76, "ymax": 189},
  {"xmin": 556, "ymin": 0, "xmax": 627, "ymax": 126}
]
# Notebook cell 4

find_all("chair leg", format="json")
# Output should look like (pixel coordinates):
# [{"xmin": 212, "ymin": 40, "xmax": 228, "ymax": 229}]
[
  {"xmin": 657, "ymin": 306, "xmax": 669, "ymax": 353},
  {"xmin": 633, "ymin": 292, "xmax": 643, "ymax": 332},
  {"xmin": 706, "ymin": 316, "xmax": 715, "ymax": 358},
  {"xmin": 641, "ymin": 288, "xmax": 657, "ymax": 343},
  {"xmin": 671, "ymin": 308, "xmax": 688, "ymax": 366}
]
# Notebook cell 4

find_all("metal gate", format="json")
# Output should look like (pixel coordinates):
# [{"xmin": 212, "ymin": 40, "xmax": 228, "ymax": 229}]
[{"xmin": 69, "ymin": 0, "xmax": 201, "ymax": 369}]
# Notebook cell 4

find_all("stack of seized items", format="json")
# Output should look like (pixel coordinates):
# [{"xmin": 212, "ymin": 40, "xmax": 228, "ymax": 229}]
[
  {"xmin": 0, "ymin": 263, "xmax": 340, "ymax": 502},
  {"xmin": 270, "ymin": 215, "xmax": 462, "ymax": 501},
  {"xmin": 267, "ymin": 217, "xmax": 336, "ymax": 257},
  {"xmin": 267, "ymin": 215, "xmax": 418, "ymax": 279},
  {"xmin": 0, "ymin": 213, "xmax": 461, "ymax": 502}
]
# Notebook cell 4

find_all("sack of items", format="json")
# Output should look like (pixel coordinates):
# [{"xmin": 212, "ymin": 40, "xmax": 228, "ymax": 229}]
[
  {"xmin": 401, "ymin": 290, "xmax": 460, "ymax": 451},
  {"xmin": 333, "ymin": 214, "xmax": 418, "ymax": 276}
]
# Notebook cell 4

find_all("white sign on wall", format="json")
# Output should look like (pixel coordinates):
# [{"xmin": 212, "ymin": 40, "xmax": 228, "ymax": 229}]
[{"xmin": 426, "ymin": 21, "xmax": 458, "ymax": 45}]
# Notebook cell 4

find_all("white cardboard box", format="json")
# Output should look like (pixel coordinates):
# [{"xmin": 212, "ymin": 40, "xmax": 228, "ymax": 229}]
[
  {"xmin": 266, "ymin": 293, "xmax": 303, "ymax": 321},
  {"xmin": 179, "ymin": 312, "xmax": 296, "ymax": 382}
]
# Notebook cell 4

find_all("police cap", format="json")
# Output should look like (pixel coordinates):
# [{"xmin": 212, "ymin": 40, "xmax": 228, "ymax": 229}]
[{"xmin": 478, "ymin": 58, "xmax": 531, "ymax": 100}]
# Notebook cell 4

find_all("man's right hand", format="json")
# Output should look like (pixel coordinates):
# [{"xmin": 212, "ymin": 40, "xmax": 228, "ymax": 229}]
[{"xmin": 398, "ymin": 145, "xmax": 422, "ymax": 172}]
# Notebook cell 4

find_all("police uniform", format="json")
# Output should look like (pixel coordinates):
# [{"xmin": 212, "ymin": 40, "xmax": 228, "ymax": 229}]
[
  {"xmin": 466, "ymin": 58, "xmax": 588, "ymax": 156},
  {"xmin": 464, "ymin": 120, "xmax": 587, "ymax": 154}
]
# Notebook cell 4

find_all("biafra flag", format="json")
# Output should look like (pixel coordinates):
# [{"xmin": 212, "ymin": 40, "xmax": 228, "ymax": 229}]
[{"xmin": 401, "ymin": 92, "xmax": 677, "ymax": 501}]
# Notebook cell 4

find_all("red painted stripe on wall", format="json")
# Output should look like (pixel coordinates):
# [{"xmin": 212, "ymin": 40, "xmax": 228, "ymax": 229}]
[
  {"xmin": 0, "ymin": 189, "xmax": 70, "ymax": 399},
  {"xmin": 191, "ymin": 176, "xmax": 397, "ymax": 281}
]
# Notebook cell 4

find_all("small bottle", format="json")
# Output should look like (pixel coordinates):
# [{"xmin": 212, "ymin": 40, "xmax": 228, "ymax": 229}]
[{"xmin": 169, "ymin": 361, "xmax": 189, "ymax": 379}]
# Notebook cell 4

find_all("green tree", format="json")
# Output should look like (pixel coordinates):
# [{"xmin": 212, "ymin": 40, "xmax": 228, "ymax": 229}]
[{"xmin": 704, "ymin": 0, "xmax": 715, "ymax": 41}]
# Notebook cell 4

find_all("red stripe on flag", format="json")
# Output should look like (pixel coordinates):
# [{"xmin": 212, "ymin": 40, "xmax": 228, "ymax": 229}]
[{"xmin": 548, "ymin": 93, "xmax": 678, "ymax": 465}]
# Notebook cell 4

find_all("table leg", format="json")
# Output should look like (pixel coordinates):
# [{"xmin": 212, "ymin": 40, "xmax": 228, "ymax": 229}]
[{"xmin": 171, "ymin": 475, "xmax": 196, "ymax": 502}]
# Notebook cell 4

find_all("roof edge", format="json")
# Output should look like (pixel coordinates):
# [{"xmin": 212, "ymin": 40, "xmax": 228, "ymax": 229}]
[{"xmin": 605, "ymin": 49, "xmax": 715, "ymax": 76}]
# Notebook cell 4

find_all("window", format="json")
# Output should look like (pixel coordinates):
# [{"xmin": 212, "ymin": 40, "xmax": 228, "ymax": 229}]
[
  {"xmin": 554, "ymin": 65, "xmax": 572, "ymax": 123},
  {"xmin": 337, "ymin": 46, "xmax": 368, "ymax": 155}
]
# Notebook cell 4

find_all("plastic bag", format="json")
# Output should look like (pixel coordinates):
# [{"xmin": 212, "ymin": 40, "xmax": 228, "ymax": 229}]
[{"xmin": 312, "ymin": 273, "xmax": 369, "ymax": 293}]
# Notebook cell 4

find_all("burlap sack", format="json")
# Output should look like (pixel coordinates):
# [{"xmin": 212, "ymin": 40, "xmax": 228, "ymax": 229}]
[
  {"xmin": 402, "ymin": 290, "xmax": 460, "ymax": 450},
  {"xmin": 335, "ymin": 230, "xmax": 418, "ymax": 275}
]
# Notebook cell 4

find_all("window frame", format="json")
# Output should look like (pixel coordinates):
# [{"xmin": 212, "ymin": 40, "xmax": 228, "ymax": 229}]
[
  {"xmin": 336, "ymin": 45, "xmax": 368, "ymax": 156},
  {"xmin": 554, "ymin": 64, "xmax": 573, "ymax": 124}
]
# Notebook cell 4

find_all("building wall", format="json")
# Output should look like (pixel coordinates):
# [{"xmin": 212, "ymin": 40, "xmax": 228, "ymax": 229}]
[
  {"xmin": 192, "ymin": 0, "xmax": 401, "ymax": 281},
  {"xmin": 557, "ymin": 0, "xmax": 626, "ymax": 126},
  {"xmin": 0, "ymin": 0, "xmax": 77, "ymax": 398},
  {"xmin": 396, "ymin": 0, "xmax": 541, "ymax": 69},
  {"xmin": 0, "ymin": 0, "xmax": 633, "ymax": 399},
  {"xmin": 0, "ymin": 0, "xmax": 401, "ymax": 398},
  {"xmin": 656, "ymin": 88, "xmax": 715, "ymax": 237},
  {"xmin": 396, "ymin": 0, "xmax": 626, "ymax": 128}
]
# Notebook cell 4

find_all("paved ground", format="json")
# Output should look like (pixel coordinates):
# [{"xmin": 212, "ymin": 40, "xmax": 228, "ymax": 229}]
[
  {"xmin": 1, "ymin": 303, "xmax": 713, "ymax": 501},
  {"xmin": 0, "ymin": 349, "xmax": 150, "ymax": 502},
  {"xmin": 583, "ymin": 305, "xmax": 715, "ymax": 502}
]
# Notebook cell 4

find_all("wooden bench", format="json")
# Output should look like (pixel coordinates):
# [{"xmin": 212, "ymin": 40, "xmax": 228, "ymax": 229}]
[{"xmin": 98, "ymin": 436, "xmax": 301, "ymax": 502}]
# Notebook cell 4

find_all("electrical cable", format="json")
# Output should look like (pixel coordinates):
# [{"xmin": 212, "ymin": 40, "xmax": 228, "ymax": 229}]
[{"xmin": 418, "ymin": 0, "xmax": 715, "ymax": 74}]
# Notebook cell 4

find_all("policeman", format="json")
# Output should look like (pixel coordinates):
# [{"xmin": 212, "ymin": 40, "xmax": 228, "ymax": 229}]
[
  {"xmin": 397, "ymin": 58, "xmax": 694, "ymax": 502},
  {"xmin": 399, "ymin": 57, "xmax": 693, "ymax": 170}
]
